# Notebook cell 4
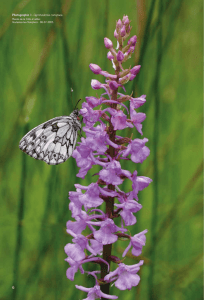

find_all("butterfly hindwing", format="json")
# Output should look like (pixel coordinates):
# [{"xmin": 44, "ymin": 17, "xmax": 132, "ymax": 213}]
[{"xmin": 19, "ymin": 110, "xmax": 81, "ymax": 165}]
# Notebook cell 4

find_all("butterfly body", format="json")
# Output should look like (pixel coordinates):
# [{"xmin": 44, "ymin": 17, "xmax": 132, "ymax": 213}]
[{"xmin": 19, "ymin": 109, "xmax": 81, "ymax": 165}]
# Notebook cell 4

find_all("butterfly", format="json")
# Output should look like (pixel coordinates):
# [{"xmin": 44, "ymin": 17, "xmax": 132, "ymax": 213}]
[{"xmin": 19, "ymin": 109, "xmax": 81, "ymax": 165}]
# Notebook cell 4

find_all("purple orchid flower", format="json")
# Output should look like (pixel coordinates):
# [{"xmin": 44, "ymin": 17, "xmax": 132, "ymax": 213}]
[{"xmin": 65, "ymin": 15, "xmax": 152, "ymax": 299}]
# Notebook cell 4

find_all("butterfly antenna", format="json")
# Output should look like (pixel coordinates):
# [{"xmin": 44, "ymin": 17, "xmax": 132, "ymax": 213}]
[{"xmin": 74, "ymin": 98, "xmax": 82, "ymax": 110}]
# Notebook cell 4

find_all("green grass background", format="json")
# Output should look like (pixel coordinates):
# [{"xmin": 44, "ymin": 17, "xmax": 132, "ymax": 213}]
[{"xmin": 0, "ymin": 0, "xmax": 202, "ymax": 299}]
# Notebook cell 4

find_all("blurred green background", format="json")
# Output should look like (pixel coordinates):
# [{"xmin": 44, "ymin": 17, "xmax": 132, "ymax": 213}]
[{"xmin": 0, "ymin": 0, "xmax": 202, "ymax": 299}]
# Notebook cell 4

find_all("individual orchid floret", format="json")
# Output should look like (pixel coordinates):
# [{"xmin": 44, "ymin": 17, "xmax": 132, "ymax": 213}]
[
  {"xmin": 130, "ymin": 94, "xmax": 146, "ymax": 109},
  {"xmin": 83, "ymin": 123, "xmax": 119, "ymax": 150},
  {"xmin": 72, "ymin": 147, "xmax": 95, "ymax": 178},
  {"xmin": 99, "ymin": 160, "xmax": 123, "ymax": 185},
  {"xmin": 68, "ymin": 188, "xmax": 84, "ymax": 218},
  {"xmin": 132, "ymin": 171, "xmax": 152, "ymax": 200},
  {"xmin": 93, "ymin": 219, "xmax": 126, "ymax": 245},
  {"xmin": 83, "ymin": 130, "xmax": 110, "ymax": 153},
  {"xmin": 65, "ymin": 256, "xmax": 108, "ymax": 282},
  {"xmin": 65, "ymin": 231, "xmax": 98, "ymax": 256},
  {"xmin": 85, "ymin": 96, "xmax": 102, "ymax": 108},
  {"xmin": 64, "ymin": 241, "xmax": 86, "ymax": 262},
  {"xmin": 86, "ymin": 135, "xmax": 107, "ymax": 154},
  {"xmin": 122, "ymin": 138, "xmax": 150, "ymax": 163},
  {"xmin": 80, "ymin": 102, "xmax": 102, "ymax": 126},
  {"xmin": 78, "ymin": 182, "xmax": 104, "ymax": 210},
  {"xmin": 130, "ymin": 109, "xmax": 146, "ymax": 135},
  {"xmin": 114, "ymin": 197, "xmax": 142, "ymax": 226},
  {"xmin": 104, "ymin": 261, "xmax": 144, "ymax": 290},
  {"xmin": 122, "ymin": 229, "xmax": 148, "ymax": 257},
  {"xmin": 65, "ymin": 257, "xmax": 85, "ymax": 281},
  {"xmin": 66, "ymin": 210, "xmax": 92, "ymax": 234},
  {"xmin": 74, "ymin": 138, "xmax": 93, "ymax": 158},
  {"xmin": 76, "ymin": 284, "xmax": 118, "ymax": 299},
  {"xmin": 110, "ymin": 110, "xmax": 129, "ymax": 130}
]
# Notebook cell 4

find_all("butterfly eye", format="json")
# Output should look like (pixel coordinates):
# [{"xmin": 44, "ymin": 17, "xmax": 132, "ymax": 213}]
[{"xmin": 41, "ymin": 135, "xmax": 47, "ymax": 140}]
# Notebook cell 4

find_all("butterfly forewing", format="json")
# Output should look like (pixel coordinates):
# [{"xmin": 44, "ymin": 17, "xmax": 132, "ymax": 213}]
[{"xmin": 19, "ymin": 110, "xmax": 81, "ymax": 165}]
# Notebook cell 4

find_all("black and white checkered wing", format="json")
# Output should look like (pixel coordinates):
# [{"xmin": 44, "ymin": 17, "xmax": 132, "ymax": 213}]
[{"xmin": 19, "ymin": 110, "xmax": 81, "ymax": 165}]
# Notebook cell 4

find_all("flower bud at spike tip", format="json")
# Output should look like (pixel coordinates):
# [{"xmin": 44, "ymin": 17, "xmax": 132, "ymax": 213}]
[
  {"xmin": 131, "ymin": 65, "xmax": 141, "ymax": 75},
  {"xmin": 116, "ymin": 19, "xmax": 122, "ymax": 30},
  {"xmin": 120, "ymin": 25, "xmax": 126, "ymax": 37},
  {"xmin": 89, "ymin": 64, "xmax": 102, "ymax": 75},
  {"xmin": 91, "ymin": 79, "xmax": 102, "ymax": 90},
  {"xmin": 128, "ymin": 35, "xmax": 137, "ymax": 46},
  {"xmin": 114, "ymin": 29, "xmax": 119, "ymax": 39},
  {"xmin": 122, "ymin": 15, "xmax": 130, "ymax": 25},
  {"xmin": 107, "ymin": 51, "xmax": 114, "ymax": 60},
  {"xmin": 104, "ymin": 37, "xmax": 113, "ymax": 49},
  {"xmin": 117, "ymin": 51, "xmax": 124, "ymax": 62}
]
